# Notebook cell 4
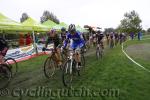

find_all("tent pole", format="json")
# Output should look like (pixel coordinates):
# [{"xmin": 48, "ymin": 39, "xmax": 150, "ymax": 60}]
[{"xmin": 32, "ymin": 30, "xmax": 38, "ymax": 55}]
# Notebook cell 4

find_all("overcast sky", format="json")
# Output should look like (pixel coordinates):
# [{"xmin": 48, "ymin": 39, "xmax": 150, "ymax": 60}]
[{"xmin": 0, "ymin": 0, "xmax": 150, "ymax": 29}]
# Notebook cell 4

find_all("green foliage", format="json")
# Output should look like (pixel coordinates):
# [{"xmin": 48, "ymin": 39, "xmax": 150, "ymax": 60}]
[
  {"xmin": 147, "ymin": 28, "xmax": 150, "ymax": 33},
  {"xmin": 118, "ymin": 10, "xmax": 142, "ymax": 34},
  {"xmin": 104, "ymin": 28, "xmax": 115, "ymax": 34},
  {"xmin": 20, "ymin": 13, "xmax": 29, "ymax": 23},
  {"xmin": 40, "ymin": 10, "xmax": 60, "ymax": 24}
]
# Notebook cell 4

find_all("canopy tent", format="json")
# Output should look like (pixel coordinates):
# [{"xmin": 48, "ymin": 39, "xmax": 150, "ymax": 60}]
[
  {"xmin": 42, "ymin": 19, "xmax": 57, "ymax": 29},
  {"xmin": 22, "ymin": 17, "xmax": 49, "ymax": 32},
  {"xmin": 0, "ymin": 13, "xmax": 31, "ymax": 32},
  {"xmin": 22, "ymin": 17, "xmax": 50, "ymax": 54},
  {"xmin": 53, "ymin": 22, "xmax": 68, "ymax": 30}
]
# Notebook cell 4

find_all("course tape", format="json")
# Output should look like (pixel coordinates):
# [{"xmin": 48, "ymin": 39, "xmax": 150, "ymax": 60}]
[{"xmin": 122, "ymin": 41, "xmax": 150, "ymax": 73}]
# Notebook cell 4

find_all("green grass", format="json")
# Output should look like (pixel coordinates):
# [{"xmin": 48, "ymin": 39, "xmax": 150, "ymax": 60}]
[
  {"xmin": 0, "ymin": 40, "xmax": 150, "ymax": 100},
  {"xmin": 124, "ymin": 38, "xmax": 150, "ymax": 70}
]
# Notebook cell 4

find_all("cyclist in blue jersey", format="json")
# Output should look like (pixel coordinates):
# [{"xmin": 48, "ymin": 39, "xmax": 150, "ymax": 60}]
[{"xmin": 63, "ymin": 24, "xmax": 85, "ymax": 68}]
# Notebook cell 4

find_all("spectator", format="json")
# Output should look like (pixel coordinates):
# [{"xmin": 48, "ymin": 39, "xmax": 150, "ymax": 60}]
[
  {"xmin": 130, "ymin": 32, "xmax": 134, "ymax": 40},
  {"xmin": 25, "ymin": 33, "xmax": 32, "ymax": 46},
  {"xmin": 138, "ymin": 32, "xmax": 142, "ymax": 40},
  {"xmin": 19, "ymin": 33, "xmax": 24, "ymax": 46}
]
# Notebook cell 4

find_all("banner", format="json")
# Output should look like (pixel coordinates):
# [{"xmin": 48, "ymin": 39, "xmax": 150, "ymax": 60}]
[
  {"xmin": 5, "ymin": 43, "xmax": 54, "ymax": 62},
  {"xmin": 5, "ymin": 45, "xmax": 35, "ymax": 60}
]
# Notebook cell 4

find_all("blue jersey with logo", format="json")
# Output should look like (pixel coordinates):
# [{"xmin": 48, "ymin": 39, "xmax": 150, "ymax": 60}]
[{"xmin": 64, "ymin": 32, "xmax": 85, "ymax": 49}]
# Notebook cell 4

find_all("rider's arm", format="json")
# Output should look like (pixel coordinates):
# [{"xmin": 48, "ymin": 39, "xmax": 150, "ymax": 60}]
[
  {"xmin": 63, "ymin": 33, "xmax": 70, "ymax": 48},
  {"xmin": 45, "ymin": 37, "xmax": 50, "ymax": 48}
]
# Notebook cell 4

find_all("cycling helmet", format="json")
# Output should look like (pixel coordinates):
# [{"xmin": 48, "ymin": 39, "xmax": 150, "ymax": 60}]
[
  {"xmin": 68, "ymin": 24, "xmax": 76, "ymax": 32},
  {"xmin": 47, "ymin": 29, "xmax": 56, "ymax": 35},
  {"xmin": 61, "ymin": 27, "xmax": 66, "ymax": 32}
]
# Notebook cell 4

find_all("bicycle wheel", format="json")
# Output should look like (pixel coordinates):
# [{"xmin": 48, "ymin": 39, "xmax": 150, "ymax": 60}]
[
  {"xmin": 96, "ymin": 47, "xmax": 100, "ymax": 59},
  {"xmin": 61, "ymin": 50, "xmax": 68, "ymax": 63},
  {"xmin": 0, "ymin": 64, "xmax": 12, "ymax": 89},
  {"xmin": 5, "ymin": 58, "xmax": 18, "ymax": 76},
  {"xmin": 43, "ymin": 56, "xmax": 56, "ymax": 78},
  {"xmin": 99, "ymin": 47, "xmax": 103, "ymax": 59},
  {"xmin": 80, "ymin": 54, "xmax": 85, "ymax": 74},
  {"xmin": 62, "ymin": 60, "xmax": 73, "ymax": 87}
]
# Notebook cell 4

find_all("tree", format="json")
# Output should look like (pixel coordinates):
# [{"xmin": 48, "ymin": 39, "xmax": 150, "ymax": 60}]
[
  {"xmin": 118, "ymin": 10, "xmax": 142, "ymax": 34},
  {"xmin": 147, "ymin": 28, "xmax": 150, "ymax": 33},
  {"xmin": 40, "ymin": 10, "xmax": 60, "ymax": 24},
  {"xmin": 20, "ymin": 13, "xmax": 29, "ymax": 23},
  {"xmin": 104, "ymin": 28, "xmax": 115, "ymax": 34}
]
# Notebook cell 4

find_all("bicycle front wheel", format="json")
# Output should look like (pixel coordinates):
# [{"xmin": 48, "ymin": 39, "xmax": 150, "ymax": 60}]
[
  {"xmin": 62, "ymin": 60, "xmax": 73, "ymax": 87},
  {"xmin": 96, "ymin": 47, "xmax": 100, "ymax": 59},
  {"xmin": 0, "ymin": 64, "xmax": 12, "ymax": 89},
  {"xmin": 5, "ymin": 58, "xmax": 18, "ymax": 76},
  {"xmin": 43, "ymin": 56, "xmax": 56, "ymax": 78}
]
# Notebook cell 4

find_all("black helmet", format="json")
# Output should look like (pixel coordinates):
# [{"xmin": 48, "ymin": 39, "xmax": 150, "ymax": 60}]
[
  {"xmin": 68, "ymin": 24, "xmax": 76, "ymax": 32},
  {"xmin": 61, "ymin": 27, "xmax": 66, "ymax": 32}
]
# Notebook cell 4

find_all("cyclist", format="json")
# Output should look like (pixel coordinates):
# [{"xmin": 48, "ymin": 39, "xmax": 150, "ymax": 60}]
[
  {"xmin": 63, "ymin": 24, "xmax": 85, "ymax": 69},
  {"xmin": 96, "ymin": 31, "xmax": 104, "ymax": 49},
  {"xmin": 0, "ymin": 37, "xmax": 9, "ymax": 64},
  {"xmin": 92, "ymin": 31, "xmax": 97, "ymax": 47},
  {"xmin": 114, "ymin": 32, "xmax": 119, "ymax": 46},
  {"xmin": 109, "ymin": 32, "xmax": 114, "ymax": 48},
  {"xmin": 60, "ymin": 27, "xmax": 67, "ymax": 43},
  {"xmin": 106, "ymin": 33, "xmax": 109, "ymax": 45},
  {"xmin": 44, "ymin": 29, "xmax": 62, "ymax": 66},
  {"xmin": 119, "ymin": 33, "xmax": 123, "ymax": 44}
]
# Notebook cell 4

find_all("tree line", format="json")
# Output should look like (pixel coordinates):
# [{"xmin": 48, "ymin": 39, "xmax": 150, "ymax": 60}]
[
  {"xmin": 105, "ymin": 10, "xmax": 150, "ymax": 34},
  {"xmin": 20, "ymin": 10, "xmax": 60, "ymax": 24}
]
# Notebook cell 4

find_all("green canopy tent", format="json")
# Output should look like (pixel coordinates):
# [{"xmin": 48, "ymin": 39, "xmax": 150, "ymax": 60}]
[
  {"xmin": 42, "ymin": 19, "xmax": 57, "ymax": 29},
  {"xmin": 22, "ymin": 17, "xmax": 49, "ymax": 32},
  {"xmin": 22, "ymin": 17, "xmax": 49, "ymax": 54},
  {"xmin": 0, "ymin": 13, "xmax": 32, "ymax": 32},
  {"xmin": 53, "ymin": 22, "xmax": 68, "ymax": 30}
]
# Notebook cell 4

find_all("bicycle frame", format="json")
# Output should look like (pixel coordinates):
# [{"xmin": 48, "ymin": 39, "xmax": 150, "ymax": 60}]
[{"xmin": 66, "ymin": 49, "xmax": 80, "ymax": 74}]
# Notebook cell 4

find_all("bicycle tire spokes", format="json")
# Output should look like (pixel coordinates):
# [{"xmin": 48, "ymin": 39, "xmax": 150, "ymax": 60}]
[
  {"xmin": 44, "ymin": 57, "xmax": 56, "ymax": 78},
  {"xmin": 5, "ymin": 58, "xmax": 18, "ymax": 77},
  {"xmin": 0, "ymin": 64, "xmax": 12, "ymax": 89},
  {"xmin": 62, "ymin": 60, "xmax": 73, "ymax": 87},
  {"xmin": 96, "ymin": 47, "xmax": 100, "ymax": 59}
]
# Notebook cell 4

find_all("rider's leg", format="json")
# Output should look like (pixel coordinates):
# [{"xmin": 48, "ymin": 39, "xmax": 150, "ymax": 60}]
[
  {"xmin": 73, "ymin": 45, "xmax": 81, "ymax": 67},
  {"xmin": 0, "ymin": 47, "xmax": 8, "ymax": 64},
  {"xmin": 0, "ymin": 54, "xmax": 5, "ymax": 64},
  {"xmin": 56, "ymin": 48, "xmax": 62, "ymax": 65}
]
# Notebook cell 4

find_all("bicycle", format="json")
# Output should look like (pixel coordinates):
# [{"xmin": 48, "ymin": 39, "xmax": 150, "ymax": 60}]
[
  {"xmin": 62, "ymin": 48, "xmax": 85, "ymax": 87},
  {"xmin": 43, "ymin": 45, "xmax": 64, "ymax": 79},
  {"xmin": 0, "ymin": 64, "xmax": 12, "ymax": 89},
  {"xmin": 96, "ymin": 42, "xmax": 103, "ymax": 59},
  {"xmin": 4, "ymin": 57, "xmax": 18, "ymax": 76},
  {"xmin": 110, "ymin": 38, "xmax": 114, "ymax": 48}
]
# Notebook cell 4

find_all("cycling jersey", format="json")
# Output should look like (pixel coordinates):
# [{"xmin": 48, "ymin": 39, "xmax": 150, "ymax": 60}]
[
  {"xmin": 0, "ymin": 38, "xmax": 8, "ymax": 51},
  {"xmin": 60, "ymin": 32, "xmax": 66, "ymax": 42},
  {"xmin": 0, "ymin": 37, "xmax": 9, "ymax": 56},
  {"xmin": 64, "ymin": 32, "xmax": 85, "ymax": 49},
  {"xmin": 96, "ymin": 34, "xmax": 104, "ymax": 42},
  {"xmin": 110, "ymin": 33, "xmax": 114, "ymax": 39},
  {"xmin": 46, "ymin": 34, "xmax": 60, "ymax": 49},
  {"xmin": 114, "ymin": 33, "xmax": 119, "ymax": 39}
]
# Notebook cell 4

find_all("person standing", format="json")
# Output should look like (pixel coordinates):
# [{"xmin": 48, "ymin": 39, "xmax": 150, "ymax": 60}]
[
  {"xmin": 138, "ymin": 32, "xmax": 142, "ymax": 40},
  {"xmin": 130, "ymin": 32, "xmax": 134, "ymax": 40},
  {"xmin": 25, "ymin": 33, "xmax": 32, "ymax": 46},
  {"xmin": 19, "ymin": 33, "xmax": 24, "ymax": 47}
]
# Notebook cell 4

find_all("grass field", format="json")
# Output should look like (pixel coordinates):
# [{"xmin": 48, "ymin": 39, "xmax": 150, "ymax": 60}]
[{"xmin": 0, "ymin": 37, "xmax": 150, "ymax": 100}]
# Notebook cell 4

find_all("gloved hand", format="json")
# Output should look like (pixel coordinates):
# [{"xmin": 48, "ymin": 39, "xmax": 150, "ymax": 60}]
[{"xmin": 42, "ymin": 47, "xmax": 46, "ymax": 51}]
